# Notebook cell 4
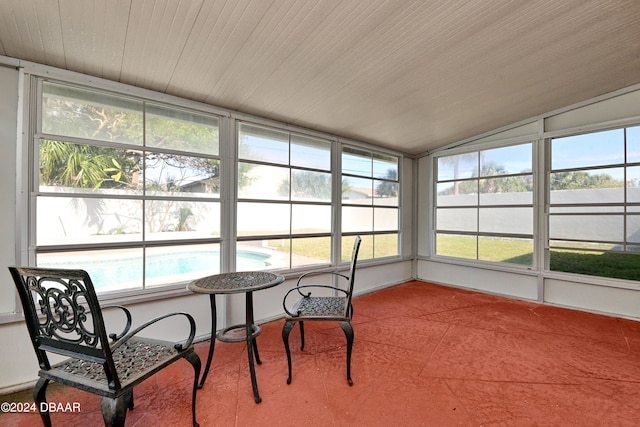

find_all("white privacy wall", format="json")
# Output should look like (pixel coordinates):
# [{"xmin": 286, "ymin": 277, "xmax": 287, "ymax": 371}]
[{"xmin": 417, "ymin": 85, "xmax": 640, "ymax": 320}]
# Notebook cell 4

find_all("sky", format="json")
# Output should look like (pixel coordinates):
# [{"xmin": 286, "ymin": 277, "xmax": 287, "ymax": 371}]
[{"xmin": 437, "ymin": 126, "xmax": 640, "ymax": 182}]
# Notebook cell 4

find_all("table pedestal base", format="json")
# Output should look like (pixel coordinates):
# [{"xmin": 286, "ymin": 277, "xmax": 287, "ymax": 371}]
[
  {"xmin": 198, "ymin": 291, "xmax": 264, "ymax": 403},
  {"xmin": 188, "ymin": 271, "xmax": 284, "ymax": 404}
]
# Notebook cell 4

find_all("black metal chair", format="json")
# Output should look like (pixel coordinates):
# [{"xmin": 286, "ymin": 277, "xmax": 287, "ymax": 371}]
[
  {"xmin": 282, "ymin": 235, "xmax": 361, "ymax": 386},
  {"xmin": 9, "ymin": 266, "xmax": 201, "ymax": 427}
]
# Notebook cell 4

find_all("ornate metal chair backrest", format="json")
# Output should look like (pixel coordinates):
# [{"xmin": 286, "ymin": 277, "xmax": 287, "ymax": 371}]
[
  {"xmin": 9, "ymin": 267, "xmax": 121, "ymax": 390},
  {"xmin": 345, "ymin": 235, "xmax": 362, "ymax": 318},
  {"xmin": 281, "ymin": 235, "xmax": 363, "ymax": 386}
]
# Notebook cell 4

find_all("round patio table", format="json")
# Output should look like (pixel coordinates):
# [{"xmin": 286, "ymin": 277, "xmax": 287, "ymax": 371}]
[{"xmin": 187, "ymin": 271, "xmax": 285, "ymax": 403}]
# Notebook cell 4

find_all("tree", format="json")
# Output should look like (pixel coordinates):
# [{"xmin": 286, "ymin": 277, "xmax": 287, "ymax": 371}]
[
  {"xmin": 376, "ymin": 168, "xmax": 398, "ymax": 197},
  {"xmin": 278, "ymin": 171, "xmax": 332, "ymax": 199},
  {"xmin": 39, "ymin": 140, "xmax": 139, "ymax": 189},
  {"xmin": 40, "ymin": 86, "xmax": 226, "ymax": 235},
  {"xmin": 550, "ymin": 171, "xmax": 623, "ymax": 190},
  {"xmin": 437, "ymin": 162, "xmax": 533, "ymax": 196},
  {"xmin": 438, "ymin": 152, "xmax": 478, "ymax": 195},
  {"xmin": 41, "ymin": 85, "xmax": 221, "ymax": 193},
  {"xmin": 176, "ymin": 207, "xmax": 194, "ymax": 231}
]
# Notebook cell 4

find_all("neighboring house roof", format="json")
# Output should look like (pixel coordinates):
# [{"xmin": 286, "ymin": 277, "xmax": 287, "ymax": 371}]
[{"xmin": 344, "ymin": 187, "xmax": 374, "ymax": 199}]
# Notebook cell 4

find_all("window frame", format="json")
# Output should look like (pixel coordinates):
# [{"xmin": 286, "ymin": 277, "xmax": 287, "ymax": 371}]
[
  {"xmin": 235, "ymin": 121, "xmax": 336, "ymax": 272},
  {"xmin": 546, "ymin": 126, "xmax": 640, "ymax": 281},
  {"xmin": 341, "ymin": 144, "xmax": 402, "ymax": 262},
  {"xmin": 432, "ymin": 141, "xmax": 536, "ymax": 268},
  {"xmin": 8, "ymin": 70, "xmax": 407, "ymax": 319},
  {"xmin": 30, "ymin": 78, "xmax": 225, "ymax": 297}
]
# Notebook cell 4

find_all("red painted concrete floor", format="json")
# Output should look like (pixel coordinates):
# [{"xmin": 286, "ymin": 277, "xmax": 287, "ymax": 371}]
[{"xmin": 2, "ymin": 280, "xmax": 640, "ymax": 426}]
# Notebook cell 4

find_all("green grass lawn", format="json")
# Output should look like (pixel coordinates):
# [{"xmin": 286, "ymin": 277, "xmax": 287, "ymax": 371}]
[
  {"xmin": 271, "ymin": 233, "xmax": 640, "ymax": 282},
  {"xmin": 436, "ymin": 234, "xmax": 640, "ymax": 281},
  {"xmin": 266, "ymin": 234, "xmax": 399, "ymax": 262},
  {"xmin": 550, "ymin": 249, "xmax": 640, "ymax": 281},
  {"xmin": 436, "ymin": 235, "xmax": 534, "ymax": 265}
]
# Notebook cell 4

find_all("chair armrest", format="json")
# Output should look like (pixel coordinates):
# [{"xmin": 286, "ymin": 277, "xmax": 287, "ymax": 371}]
[
  {"xmin": 111, "ymin": 312, "xmax": 197, "ymax": 352},
  {"xmin": 294, "ymin": 270, "xmax": 349, "ymax": 297},
  {"xmin": 296, "ymin": 270, "xmax": 349, "ymax": 286},
  {"xmin": 282, "ymin": 284, "xmax": 349, "ymax": 316},
  {"xmin": 93, "ymin": 305, "xmax": 133, "ymax": 342}
]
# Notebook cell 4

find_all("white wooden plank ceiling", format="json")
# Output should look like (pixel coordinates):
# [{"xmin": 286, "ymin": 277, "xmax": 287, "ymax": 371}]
[{"xmin": 1, "ymin": 0, "xmax": 639, "ymax": 154}]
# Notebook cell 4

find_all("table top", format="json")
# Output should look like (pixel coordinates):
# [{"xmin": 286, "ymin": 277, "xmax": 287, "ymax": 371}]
[{"xmin": 187, "ymin": 271, "xmax": 285, "ymax": 294}]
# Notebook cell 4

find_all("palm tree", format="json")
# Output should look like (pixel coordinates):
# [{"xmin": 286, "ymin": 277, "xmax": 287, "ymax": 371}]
[
  {"xmin": 39, "ymin": 140, "xmax": 133, "ymax": 189},
  {"xmin": 438, "ymin": 152, "xmax": 477, "ymax": 195}
]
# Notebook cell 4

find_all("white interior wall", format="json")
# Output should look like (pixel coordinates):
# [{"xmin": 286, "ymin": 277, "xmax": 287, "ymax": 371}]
[
  {"xmin": 0, "ymin": 65, "xmax": 18, "ymax": 315},
  {"xmin": 417, "ymin": 260, "xmax": 539, "ymax": 301},
  {"xmin": 544, "ymin": 279, "xmax": 640, "ymax": 318}
]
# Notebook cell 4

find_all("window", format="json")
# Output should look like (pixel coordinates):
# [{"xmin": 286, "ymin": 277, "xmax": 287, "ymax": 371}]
[
  {"xmin": 237, "ymin": 122, "xmax": 333, "ymax": 270},
  {"xmin": 25, "ymin": 80, "xmax": 405, "ymax": 300},
  {"xmin": 34, "ymin": 81, "xmax": 222, "ymax": 294},
  {"xmin": 548, "ymin": 126, "xmax": 640, "ymax": 280},
  {"xmin": 434, "ymin": 143, "xmax": 534, "ymax": 266},
  {"xmin": 341, "ymin": 146, "xmax": 400, "ymax": 261}
]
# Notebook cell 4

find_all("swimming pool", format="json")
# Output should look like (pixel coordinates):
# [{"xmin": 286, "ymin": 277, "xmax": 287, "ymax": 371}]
[{"xmin": 40, "ymin": 250, "xmax": 271, "ymax": 291}]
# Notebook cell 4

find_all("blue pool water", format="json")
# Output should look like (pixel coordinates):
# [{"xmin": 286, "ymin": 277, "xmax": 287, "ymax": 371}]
[{"xmin": 42, "ymin": 250, "xmax": 271, "ymax": 290}]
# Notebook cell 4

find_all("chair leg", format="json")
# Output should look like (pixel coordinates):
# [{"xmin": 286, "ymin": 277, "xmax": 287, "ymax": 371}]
[
  {"xmin": 299, "ymin": 320, "xmax": 305, "ymax": 350},
  {"xmin": 184, "ymin": 350, "xmax": 202, "ymax": 427},
  {"xmin": 340, "ymin": 321, "xmax": 354, "ymax": 386},
  {"xmin": 100, "ymin": 391, "xmax": 132, "ymax": 427},
  {"xmin": 198, "ymin": 294, "xmax": 217, "ymax": 389},
  {"xmin": 33, "ymin": 377, "xmax": 51, "ymax": 427},
  {"xmin": 252, "ymin": 336, "xmax": 262, "ymax": 365},
  {"xmin": 282, "ymin": 320, "xmax": 295, "ymax": 384}
]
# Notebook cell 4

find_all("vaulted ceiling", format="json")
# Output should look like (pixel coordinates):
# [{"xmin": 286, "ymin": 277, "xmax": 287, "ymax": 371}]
[{"xmin": 1, "ymin": 0, "xmax": 639, "ymax": 155}]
